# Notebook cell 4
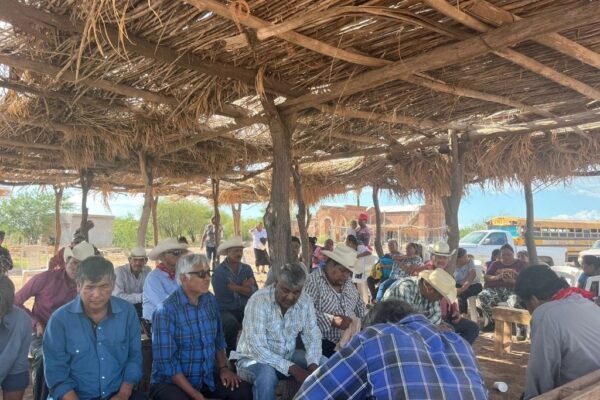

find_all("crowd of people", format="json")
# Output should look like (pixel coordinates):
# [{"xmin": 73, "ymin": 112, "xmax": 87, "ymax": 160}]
[{"xmin": 1, "ymin": 215, "xmax": 600, "ymax": 400}]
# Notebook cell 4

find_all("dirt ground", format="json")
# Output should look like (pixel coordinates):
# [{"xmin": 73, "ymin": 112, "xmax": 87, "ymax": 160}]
[{"xmin": 12, "ymin": 246, "xmax": 530, "ymax": 399}]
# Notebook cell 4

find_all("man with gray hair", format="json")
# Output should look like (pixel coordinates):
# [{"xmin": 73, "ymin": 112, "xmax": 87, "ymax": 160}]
[
  {"xmin": 150, "ymin": 253, "xmax": 251, "ymax": 400},
  {"xmin": 43, "ymin": 256, "xmax": 146, "ymax": 400},
  {"xmin": 231, "ymin": 262, "xmax": 323, "ymax": 400}
]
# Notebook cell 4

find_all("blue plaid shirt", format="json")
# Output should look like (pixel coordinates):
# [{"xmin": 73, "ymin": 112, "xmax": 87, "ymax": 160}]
[
  {"xmin": 151, "ymin": 287, "xmax": 226, "ymax": 391},
  {"xmin": 295, "ymin": 314, "xmax": 488, "ymax": 400}
]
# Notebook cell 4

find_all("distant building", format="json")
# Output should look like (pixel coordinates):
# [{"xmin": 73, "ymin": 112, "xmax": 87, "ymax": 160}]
[
  {"xmin": 59, "ymin": 213, "xmax": 114, "ymax": 248},
  {"xmin": 294, "ymin": 194, "xmax": 445, "ymax": 246}
]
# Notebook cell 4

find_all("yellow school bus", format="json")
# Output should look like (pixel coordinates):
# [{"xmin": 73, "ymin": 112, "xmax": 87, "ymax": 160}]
[{"xmin": 486, "ymin": 216, "xmax": 600, "ymax": 261}]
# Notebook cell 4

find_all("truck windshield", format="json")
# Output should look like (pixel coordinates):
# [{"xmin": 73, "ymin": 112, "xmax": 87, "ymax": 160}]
[
  {"xmin": 593, "ymin": 240, "xmax": 600, "ymax": 249},
  {"xmin": 461, "ymin": 231, "xmax": 488, "ymax": 245}
]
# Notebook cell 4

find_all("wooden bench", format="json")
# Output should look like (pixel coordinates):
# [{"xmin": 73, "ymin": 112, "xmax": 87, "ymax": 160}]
[
  {"xmin": 492, "ymin": 306, "xmax": 531, "ymax": 355},
  {"xmin": 533, "ymin": 369, "xmax": 600, "ymax": 399}
]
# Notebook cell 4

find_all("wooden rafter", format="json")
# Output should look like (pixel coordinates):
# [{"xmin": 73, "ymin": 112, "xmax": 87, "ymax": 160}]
[
  {"xmin": 281, "ymin": 2, "xmax": 600, "ymax": 112},
  {"xmin": 423, "ymin": 0, "xmax": 600, "ymax": 101}
]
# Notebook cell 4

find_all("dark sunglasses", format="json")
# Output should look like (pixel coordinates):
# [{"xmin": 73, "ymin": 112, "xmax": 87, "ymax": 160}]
[
  {"xmin": 186, "ymin": 269, "xmax": 211, "ymax": 279},
  {"xmin": 166, "ymin": 249, "xmax": 186, "ymax": 257}
]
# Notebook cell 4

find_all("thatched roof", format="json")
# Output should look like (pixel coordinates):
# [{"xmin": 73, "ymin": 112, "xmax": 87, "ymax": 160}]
[{"xmin": 1, "ymin": 0, "xmax": 600, "ymax": 203}]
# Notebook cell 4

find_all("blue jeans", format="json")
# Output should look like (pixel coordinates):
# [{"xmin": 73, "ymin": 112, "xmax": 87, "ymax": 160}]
[
  {"xmin": 451, "ymin": 318, "xmax": 480, "ymax": 345},
  {"xmin": 376, "ymin": 278, "xmax": 397, "ymax": 301},
  {"xmin": 236, "ymin": 350, "xmax": 323, "ymax": 400}
]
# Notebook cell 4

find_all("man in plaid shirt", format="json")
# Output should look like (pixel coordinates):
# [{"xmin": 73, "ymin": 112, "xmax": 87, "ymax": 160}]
[{"xmin": 295, "ymin": 299, "xmax": 488, "ymax": 400}]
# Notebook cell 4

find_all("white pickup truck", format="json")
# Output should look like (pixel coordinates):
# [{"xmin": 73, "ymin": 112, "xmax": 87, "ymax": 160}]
[{"xmin": 459, "ymin": 230, "xmax": 567, "ymax": 266}]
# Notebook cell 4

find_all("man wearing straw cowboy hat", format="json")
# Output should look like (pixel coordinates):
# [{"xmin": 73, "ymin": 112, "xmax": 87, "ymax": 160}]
[
  {"xmin": 212, "ymin": 236, "xmax": 258, "ymax": 355},
  {"xmin": 303, "ymin": 244, "xmax": 366, "ymax": 357},
  {"xmin": 384, "ymin": 243, "xmax": 479, "ymax": 344},
  {"xmin": 142, "ymin": 238, "xmax": 188, "ymax": 327},
  {"xmin": 113, "ymin": 246, "xmax": 152, "ymax": 319}
]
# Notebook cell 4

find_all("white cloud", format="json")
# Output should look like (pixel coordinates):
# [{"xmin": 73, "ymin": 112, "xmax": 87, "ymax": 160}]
[{"xmin": 552, "ymin": 210, "xmax": 600, "ymax": 221}]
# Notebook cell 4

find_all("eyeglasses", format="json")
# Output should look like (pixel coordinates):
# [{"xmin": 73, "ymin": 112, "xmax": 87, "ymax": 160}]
[
  {"xmin": 166, "ymin": 249, "xmax": 186, "ymax": 257},
  {"xmin": 186, "ymin": 269, "xmax": 211, "ymax": 279}
]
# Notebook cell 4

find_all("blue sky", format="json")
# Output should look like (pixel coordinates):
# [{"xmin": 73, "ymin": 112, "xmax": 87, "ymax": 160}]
[{"xmin": 5, "ymin": 176, "xmax": 600, "ymax": 227}]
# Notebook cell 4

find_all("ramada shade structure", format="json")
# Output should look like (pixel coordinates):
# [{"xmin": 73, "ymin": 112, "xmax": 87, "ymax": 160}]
[{"xmin": 1, "ymin": 0, "xmax": 600, "ymax": 265}]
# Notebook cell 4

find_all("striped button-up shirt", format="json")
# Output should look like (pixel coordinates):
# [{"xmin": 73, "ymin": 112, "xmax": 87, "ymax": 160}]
[
  {"xmin": 151, "ymin": 287, "xmax": 225, "ymax": 391},
  {"xmin": 295, "ymin": 314, "xmax": 488, "ymax": 400},
  {"xmin": 303, "ymin": 268, "xmax": 366, "ymax": 343},
  {"xmin": 383, "ymin": 277, "xmax": 441, "ymax": 325},
  {"xmin": 230, "ymin": 286, "xmax": 322, "ymax": 375},
  {"xmin": 389, "ymin": 256, "xmax": 423, "ymax": 280}
]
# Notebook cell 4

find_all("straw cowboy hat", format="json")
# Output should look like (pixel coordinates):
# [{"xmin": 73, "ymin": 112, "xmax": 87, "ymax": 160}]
[
  {"xmin": 418, "ymin": 268, "xmax": 458, "ymax": 304},
  {"xmin": 429, "ymin": 241, "xmax": 456, "ymax": 257},
  {"xmin": 217, "ymin": 236, "xmax": 247, "ymax": 256},
  {"xmin": 127, "ymin": 246, "xmax": 147, "ymax": 259},
  {"xmin": 63, "ymin": 241, "xmax": 95, "ymax": 263},
  {"xmin": 148, "ymin": 238, "xmax": 188, "ymax": 260},
  {"xmin": 322, "ymin": 244, "xmax": 359, "ymax": 272}
]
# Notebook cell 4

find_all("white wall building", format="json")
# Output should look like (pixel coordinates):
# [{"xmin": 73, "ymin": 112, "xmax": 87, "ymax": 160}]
[{"xmin": 59, "ymin": 213, "xmax": 114, "ymax": 248}]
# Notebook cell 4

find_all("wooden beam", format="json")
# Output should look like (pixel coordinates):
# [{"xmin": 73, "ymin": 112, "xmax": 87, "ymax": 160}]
[
  {"xmin": 0, "ymin": 138, "xmax": 62, "ymax": 152},
  {"xmin": 523, "ymin": 178, "xmax": 539, "ymax": 265},
  {"xmin": 188, "ymin": 0, "xmax": 390, "ymax": 67},
  {"xmin": 0, "ymin": 0, "xmax": 303, "ymax": 98},
  {"xmin": 466, "ymin": 0, "xmax": 600, "ymax": 70},
  {"xmin": 136, "ymin": 152, "xmax": 153, "ymax": 247},
  {"xmin": 423, "ymin": 0, "xmax": 600, "ymax": 101},
  {"xmin": 281, "ymin": 2, "xmax": 600, "ymax": 112}
]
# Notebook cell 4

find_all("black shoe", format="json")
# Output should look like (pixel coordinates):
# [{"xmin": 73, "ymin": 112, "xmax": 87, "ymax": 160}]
[{"xmin": 481, "ymin": 322, "xmax": 495, "ymax": 332}]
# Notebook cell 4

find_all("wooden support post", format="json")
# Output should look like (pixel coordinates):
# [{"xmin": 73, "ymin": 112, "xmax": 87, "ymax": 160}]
[
  {"xmin": 492, "ymin": 306, "xmax": 532, "ymax": 356},
  {"xmin": 137, "ymin": 152, "xmax": 154, "ymax": 247},
  {"xmin": 211, "ymin": 178, "xmax": 221, "ymax": 250},
  {"xmin": 261, "ymin": 94, "xmax": 294, "ymax": 272},
  {"xmin": 523, "ymin": 179, "xmax": 539, "ymax": 265},
  {"xmin": 373, "ymin": 185, "xmax": 384, "ymax": 257},
  {"xmin": 441, "ymin": 130, "xmax": 464, "ymax": 275},
  {"xmin": 79, "ymin": 169, "xmax": 93, "ymax": 241},
  {"xmin": 152, "ymin": 196, "xmax": 159, "ymax": 246},
  {"xmin": 292, "ymin": 163, "xmax": 311, "ymax": 264},
  {"xmin": 53, "ymin": 185, "xmax": 63, "ymax": 254},
  {"xmin": 231, "ymin": 204, "xmax": 242, "ymax": 237}
]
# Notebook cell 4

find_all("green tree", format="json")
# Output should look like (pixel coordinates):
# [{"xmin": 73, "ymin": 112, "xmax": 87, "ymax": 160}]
[
  {"xmin": 112, "ymin": 213, "xmax": 154, "ymax": 248},
  {"xmin": 156, "ymin": 199, "xmax": 213, "ymax": 242},
  {"xmin": 0, "ymin": 190, "xmax": 73, "ymax": 244},
  {"xmin": 459, "ymin": 221, "xmax": 488, "ymax": 238}
]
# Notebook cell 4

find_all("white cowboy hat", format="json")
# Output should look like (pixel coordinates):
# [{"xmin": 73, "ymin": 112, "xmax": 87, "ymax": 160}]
[
  {"xmin": 63, "ymin": 241, "xmax": 95, "ymax": 263},
  {"xmin": 148, "ymin": 238, "xmax": 188, "ymax": 260},
  {"xmin": 418, "ymin": 268, "xmax": 458, "ymax": 304},
  {"xmin": 429, "ymin": 242, "xmax": 456, "ymax": 257},
  {"xmin": 127, "ymin": 246, "xmax": 147, "ymax": 258},
  {"xmin": 217, "ymin": 236, "xmax": 247, "ymax": 256},
  {"xmin": 321, "ymin": 244, "xmax": 358, "ymax": 272}
]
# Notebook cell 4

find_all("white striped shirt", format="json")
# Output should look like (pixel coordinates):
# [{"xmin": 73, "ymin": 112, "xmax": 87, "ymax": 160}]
[{"xmin": 303, "ymin": 268, "xmax": 366, "ymax": 343}]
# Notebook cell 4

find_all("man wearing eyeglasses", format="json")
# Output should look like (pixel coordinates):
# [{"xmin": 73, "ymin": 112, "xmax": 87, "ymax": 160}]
[
  {"xmin": 114, "ymin": 247, "xmax": 152, "ymax": 319},
  {"xmin": 142, "ymin": 238, "xmax": 188, "ymax": 328},
  {"xmin": 150, "ymin": 253, "xmax": 251, "ymax": 400}
]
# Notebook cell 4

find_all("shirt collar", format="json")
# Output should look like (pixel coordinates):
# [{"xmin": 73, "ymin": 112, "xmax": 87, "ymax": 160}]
[
  {"xmin": 68, "ymin": 295, "xmax": 122, "ymax": 315},
  {"xmin": 176, "ymin": 286, "xmax": 209, "ymax": 306}
]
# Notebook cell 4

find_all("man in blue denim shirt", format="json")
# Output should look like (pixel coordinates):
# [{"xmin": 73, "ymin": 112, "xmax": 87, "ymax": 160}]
[
  {"xmin": 211, "ymin": 237, "xmax": 257, "ymax": 355},
  {"xmin": 43, "ymin": 256, "xmax": 146, "ymax": 400}
]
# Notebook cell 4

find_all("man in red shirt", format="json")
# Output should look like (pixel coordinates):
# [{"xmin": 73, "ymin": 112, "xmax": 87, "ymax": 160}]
[{"xmin": 14, "ymin": 241, "xmax": 94, "ymax": 400}]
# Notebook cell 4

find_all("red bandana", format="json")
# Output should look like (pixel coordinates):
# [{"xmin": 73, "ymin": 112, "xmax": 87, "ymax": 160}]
[
  {"xmin": 157, "ymin": 263, "xmax": 175, "ymax": 280},
  {"xmin": 551, "ymin": 287, "xmax": 594, "ymax": 301}
]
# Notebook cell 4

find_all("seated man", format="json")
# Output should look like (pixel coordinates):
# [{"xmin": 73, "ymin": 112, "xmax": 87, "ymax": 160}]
[
  {"xmin": 142, "ymin": 238, "xmax": 188, "ymax": 326},
  {"xmin": 113, "ymin": 247, "xmax": 151, "ymax": 319},
  {"xmin": 43, "ymin": 256, "xmax": 146, "ymax": 400},
  {"xmin": 150, "ymin": 253, "xmax": 251, "ymax": 400},
  {"xmin": 211, "ymin": 237, "xmax": 257, "ymax": 355},
  {"xmin": 14, "ymin": 241, "xmax": 95, "ymax": 400},
  {"xmin": 295, "ymin": 299, "xmax": 488, "ymax": 399},
  {"xmin": 516, "ymin": 265, "xmax": 600, "ymax": 399},
  {"xmin": 1, "ymin": 275, "xmax": 32, "ymax": 400},
  {"xmin": 304, "ymin": 244, "xmax": 366, "ymax": 357},
  {"xmin": 383, "ymin": 268, "xmax": 479, "ymax": 345},
  {"xmin": 231, "ymin": 262, "xmax": 324, "ymax": 400}
]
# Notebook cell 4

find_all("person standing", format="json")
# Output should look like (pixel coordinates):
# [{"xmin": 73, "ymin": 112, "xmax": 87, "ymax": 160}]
[
  {"xmin": 355, "ymin": 213, "xmax": 371, "ymax": 247},
  {"xmin": 250, "ymin": 222, "xmax": 270, "ymax": 274},
  {"xmin": 113, "ymin": 247, "xmax": 152, "ymax": 319},
  {"xmin": 201, "ymin": 216, "xmax": 221, "ymax": 268}
]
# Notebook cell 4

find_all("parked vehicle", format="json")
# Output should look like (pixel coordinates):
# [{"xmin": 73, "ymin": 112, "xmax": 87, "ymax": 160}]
[
  {"xmin": 578, "ymin": 240, "xmax": 600, "ymax": 263},
  {"xmin": 459, "ymin": 230, "xmax": 567, "ymax": 266}
]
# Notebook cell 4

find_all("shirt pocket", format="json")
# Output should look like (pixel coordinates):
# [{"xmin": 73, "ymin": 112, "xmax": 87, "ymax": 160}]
[{"xmin": 66, "ymin": 339, "xmax": 91, "ymax": 368}]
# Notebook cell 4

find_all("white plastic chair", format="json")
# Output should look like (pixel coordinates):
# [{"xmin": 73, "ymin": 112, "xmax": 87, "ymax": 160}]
[
  {"xmin": 352, "ymin": 255, "xmax": 379, "ymax": 303},
  {"xmin": 552, "ymin": 265, "xmax": 582, "ymax": 287},
  {"xmin": 467, "ymin": 265, "xmax": 485, "ymax": 322}
]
